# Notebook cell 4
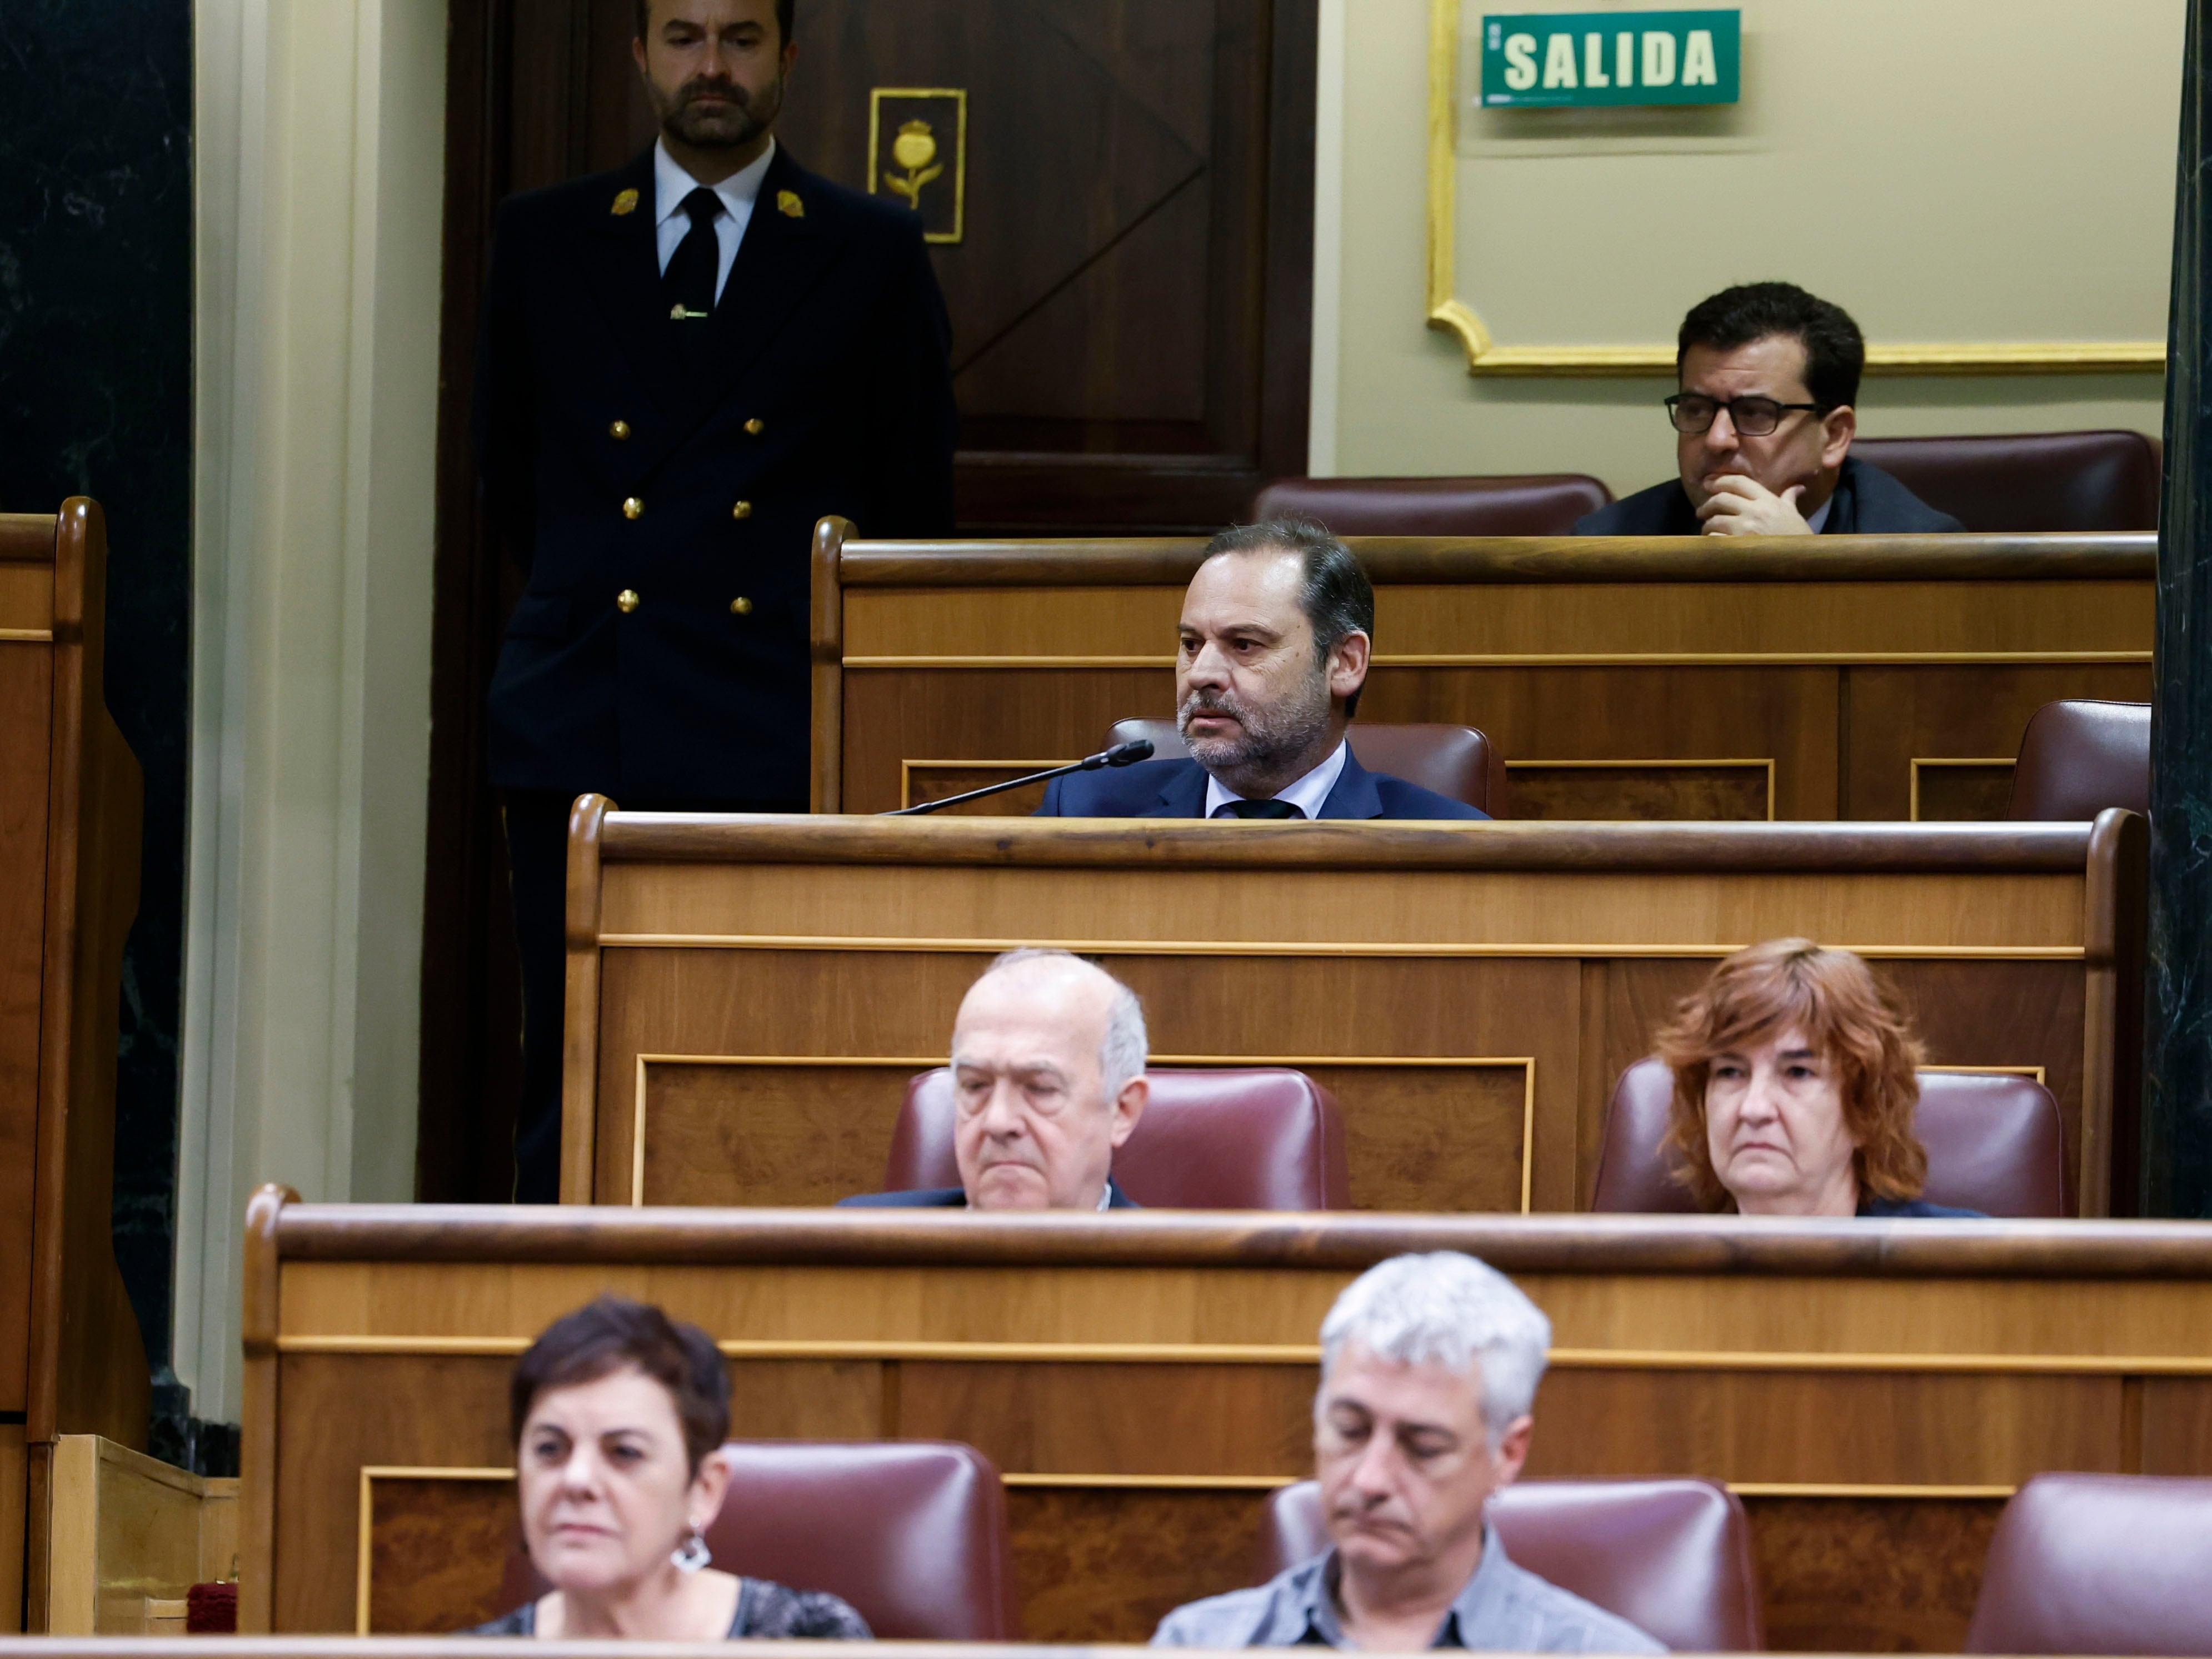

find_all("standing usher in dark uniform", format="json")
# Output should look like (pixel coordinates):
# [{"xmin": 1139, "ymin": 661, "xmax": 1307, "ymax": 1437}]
[{"xmin": 476, "ymin": 140, "xmax": 957, "ymax": 1200}]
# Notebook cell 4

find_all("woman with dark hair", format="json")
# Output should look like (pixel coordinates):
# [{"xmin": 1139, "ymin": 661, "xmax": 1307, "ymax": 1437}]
[
  {"xmin": 470, "ymin": 1296, "xmax": 870, "ymax": 1639},
  {"xmin": 1654, "ymin": 938, "xmax": 1983, "ymax": 1218}
]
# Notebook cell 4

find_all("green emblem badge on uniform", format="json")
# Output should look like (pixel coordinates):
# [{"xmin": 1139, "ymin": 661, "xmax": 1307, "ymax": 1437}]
[
  {"xmin": 611, "ymin": 187, "xmax": 640, "ymax": 216},
  {"xmin": 777, "ymin": 190, "xmax": 804, "ymax": 218}
]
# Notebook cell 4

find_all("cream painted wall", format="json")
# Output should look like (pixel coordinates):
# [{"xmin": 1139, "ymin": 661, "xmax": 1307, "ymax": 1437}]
[
  {"xmin": 1316, "ymin": 0, "xmax": 2180, "ymax": 491},
  {"xmin": 175, "ymin": 0, "xmax": 446, "ymax": 1425}
]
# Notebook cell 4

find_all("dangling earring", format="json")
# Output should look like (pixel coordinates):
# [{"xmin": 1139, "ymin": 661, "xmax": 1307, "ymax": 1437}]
[{"xmin": 672, "ymin": 1527, "xmax": 711, "ymax": 1573}]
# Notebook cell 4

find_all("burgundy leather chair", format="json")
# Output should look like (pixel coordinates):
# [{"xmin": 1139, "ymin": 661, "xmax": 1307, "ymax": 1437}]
[
  {"xmin": 1588, "ymin": 1056, "xmax": 2068, "ymax": 1215},
  {"xmin": 1964, "ymin": 1473, "xmax": 2212, "ymax": 1653},
  {"xmin": 2005, "ymin": 699, "xmax": 2151, "ymax": 821},
  {"xmin": 887, "ymin": 1065, "xmax": 1350, "ymax": 1208},
  {"xmin": 1107, "ymin": 719, "xmax": 1510, "ymax": 817},
  {"xmin": 498, "ymin": 1440, "xmax": 1020, "ymax": 1638},
  {"xmin": 1851, "ymin": 430, "xmax": 2160, "ymax": 532},
  {"xmin": 1259, "ymin": 1478, "xmax": 1764, "ymax": 1651},
  {"xmin": 1248, "ymin": 475, "xmax": 1613, "ymax": 536}
]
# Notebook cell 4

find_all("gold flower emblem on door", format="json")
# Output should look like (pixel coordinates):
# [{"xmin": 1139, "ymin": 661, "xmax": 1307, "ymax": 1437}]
[
  {"xmin": 868, "ymin": 89, "xmax": 966, "ymax": 243},
  {"xmin": 887, "ymin": 121, "xmax": 943, "ymax": 205}
]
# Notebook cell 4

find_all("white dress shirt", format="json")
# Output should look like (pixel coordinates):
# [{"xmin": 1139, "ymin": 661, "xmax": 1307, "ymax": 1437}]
[
  {"xmin": 653, "ymin": 138, "xmax": 776, "ymax": 303},
  {"xmin": 1204, "ymin": 738, "xmax": 1349, "ymax": 820},
  {"xmin": 1804, "ymin": 496, "xmax": 1834, "ymax": 533}
]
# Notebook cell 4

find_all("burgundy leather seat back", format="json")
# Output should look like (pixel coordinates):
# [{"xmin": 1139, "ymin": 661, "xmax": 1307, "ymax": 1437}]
[
  {"xmin": 1965, "ymin": 1473, "xmax": 2212, "ymax": 1654},
  {"xmin": 1589, "ymin": 1057, "xmax": 2068, "ymax": 1216},
  {"xmin": 1851, "ymin": 430, "xmax": 2159, "ymax": 531},
  {"xmin": 1259, "ymin": 1478, "xmax": 1764, "ymax": 1651},
  {"xmin": 1107, "ymin": 719, "xmax": 1509, "ymax": 816},
  {"xmin": 888, "ymin": 1065, "xmax": 1351, "ymax": 1208},
  {"xmin": 499, "ymin": 1440, "xmax": 1019, "ymax": 1638},
  {"xmin": 2005, "ymin": 699, "xmax": 2151, "ymax": 820},
  {"xmin": 1249, "ymin": 475, "xmax": 1613, "ymax": 536}
]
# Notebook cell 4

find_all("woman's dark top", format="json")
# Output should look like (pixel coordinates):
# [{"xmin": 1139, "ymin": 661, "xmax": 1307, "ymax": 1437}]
[
  {"xmin": 1859, "ymin": 1194, "xmax": 1986, "ymax": 1219},
  {"xmin": 467, "ymin": 1580, "xmax": 872, "ymax": 1639}
]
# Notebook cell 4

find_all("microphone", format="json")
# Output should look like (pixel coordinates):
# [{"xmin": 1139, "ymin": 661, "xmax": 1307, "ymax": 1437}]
[{"xmin": 884, "ymin": 739, "xmax": 1156, "ymax": 816}]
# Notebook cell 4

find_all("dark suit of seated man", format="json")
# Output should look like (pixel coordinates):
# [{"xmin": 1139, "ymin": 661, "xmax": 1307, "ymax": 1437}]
[
  {"xmin": 1037, "ymin": 520, "xmax": 1486, "ymax": 820},
  {"xmin": 841, "ymin": 949, "xmax": 1146, "ymax": 1209},
  {"xmin": 1575, "ymin": 281, "xmax": 1964, "ymax": 539}
]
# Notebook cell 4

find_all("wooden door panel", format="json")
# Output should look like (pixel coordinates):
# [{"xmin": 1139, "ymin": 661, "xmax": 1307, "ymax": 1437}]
[{"xmin": 774, "ymin": 0, "xmax": 1307, "ymax": 524}]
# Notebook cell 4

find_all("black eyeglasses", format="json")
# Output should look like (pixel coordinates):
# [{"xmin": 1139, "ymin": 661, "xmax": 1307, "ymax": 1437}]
[{"xmin": 1664, "ymin": 393, "xmax": 1825, "ymax": 437}]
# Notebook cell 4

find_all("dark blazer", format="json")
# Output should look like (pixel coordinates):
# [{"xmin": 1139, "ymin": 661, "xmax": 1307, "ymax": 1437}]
[
  {"xmin": 1572, "ymin": 455, "xmax": 1965, "ymax": 536},
  {"xmin": 477, "ymin": 145, "xmax": 957, "ymax": 804},
  {"xmin": 838, "ymin": 1177, "xmax": 1140, "ymax": 1209},
  {"xmin": 1034, "ymin": 748, "xmax": 1487, "ymax": 820},
  {"xmin": 1860, "ymin": 1194, "xmax": 1987, "ymax": 1219}
]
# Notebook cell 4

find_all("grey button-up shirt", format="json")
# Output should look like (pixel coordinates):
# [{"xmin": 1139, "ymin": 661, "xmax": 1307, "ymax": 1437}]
[{"xmin": 1151, "ymin": 1528, "xmax": 1665, "ymax": 1652}]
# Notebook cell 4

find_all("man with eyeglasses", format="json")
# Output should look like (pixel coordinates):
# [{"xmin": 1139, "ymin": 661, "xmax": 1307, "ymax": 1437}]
[{"xmin": 1574, "ymin": 282, "xmax": 1963, "ymax": 537}]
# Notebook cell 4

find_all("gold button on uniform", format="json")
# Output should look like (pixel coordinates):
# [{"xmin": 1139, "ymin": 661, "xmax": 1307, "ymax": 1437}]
[
  {"xmin": 743, "ymin": 417, "xmax": 765, "ymax": 436},
  {"xmin": 622, "ymin": 496, "xmax": 643, "ymax": 520},
  {"xmin": 608, "ymin": 419, "xmax": 631, "ymax": 440},
  {"xmin": 617, "ymin": 589, "xmax": 641, "ymax": 614},
  {"xmin": 731, "ymin": 500, "xmax": 753, "ymax": 520},
  {"xmin": 730, "ymin": 596, "xmax": 754, "ymax": 616}
]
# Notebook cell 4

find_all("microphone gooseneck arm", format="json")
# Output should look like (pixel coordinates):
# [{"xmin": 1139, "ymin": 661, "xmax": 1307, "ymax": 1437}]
[{"xmin": 882, "ymin": 739, "xmax": 1156, "ymax": 816}]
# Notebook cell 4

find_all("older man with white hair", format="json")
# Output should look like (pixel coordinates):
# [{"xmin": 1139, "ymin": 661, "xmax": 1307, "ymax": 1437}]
[
  {"xmin": 841, "ymin": 948, "xmax": 1149, "ymax": 1210},
  {"xmin": 1154, "ymin": 1253, "xmax": 1663, "ymax": 1651}
]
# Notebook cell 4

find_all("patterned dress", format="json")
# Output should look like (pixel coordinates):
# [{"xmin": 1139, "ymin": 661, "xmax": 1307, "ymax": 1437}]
[{"xmin": 467, "ymin": 1578, "xmax": 872, "ymax": 1638}]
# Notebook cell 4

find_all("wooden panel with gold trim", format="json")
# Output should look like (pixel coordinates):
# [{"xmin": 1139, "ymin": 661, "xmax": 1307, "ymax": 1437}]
[
  {"xmin": 1505, "ymin": 758, "xmax": 1773, "ymax": 822},
  {"xmin": 823, "ymin": 534, "xmax": 2153, "ymax": 820},
  {"xmin": 568, "ymin": 815, "xmax": 2134, "ymax": 1216},
  {"xmin": 248, "ymin": 1205, "xmax": 2212, "ymax": 1647},
  {"xmin": 627, "ymin": 1054, "xmax": 1536, "ymax": 1213},
  {"xmin": 900, "ymin": 760, "xmax": 1071, "ymax": 816},
  {"xmin": 0, "ymin": 562, "xmax": 55, "ymax": 639},
  {"xmin": 1911, "ymin": 758, "xmax": 2018, "ymax": 822}
]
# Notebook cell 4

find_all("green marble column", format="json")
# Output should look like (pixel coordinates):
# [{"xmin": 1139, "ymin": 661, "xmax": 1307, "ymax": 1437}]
[
  {"xmin": 0, "ymin": 1, "xmax": 199, "ymax": 1449},
  {"xmin": 2148, "ymin": 0, "xmax": 2212, "ymax": 1216}
]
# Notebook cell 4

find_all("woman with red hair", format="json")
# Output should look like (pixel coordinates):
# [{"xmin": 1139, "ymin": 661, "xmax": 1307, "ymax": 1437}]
[{"xmin": 1654, "ymin": 938, "xmax": 1981, "ymax": 1218}]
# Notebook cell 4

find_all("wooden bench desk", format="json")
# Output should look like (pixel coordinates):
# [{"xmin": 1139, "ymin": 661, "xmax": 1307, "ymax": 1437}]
[
  {"xmin": 807, "ymin": 524, "xmax": 2155, "ymax": 820},
  {"xmin": 558, "ymin": 808, "xmax": 2144, "ymax": 1217},
  {"xmin": 0, "ymin": 500, "xmax": 150, "ymax": 1631},
  {"xmin": 240, "ymin": 1193, "xmax": 2212, "ymax": 1648}
]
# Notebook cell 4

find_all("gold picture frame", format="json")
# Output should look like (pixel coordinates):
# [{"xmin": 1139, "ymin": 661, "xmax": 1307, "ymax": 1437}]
[
  {"xmin": 868, "ymin": 86, "xmax": 967, "ymax": 244},
  {"xmin": 1423, "ymin": 0, "xmax": 2165, "ymax": 377}
]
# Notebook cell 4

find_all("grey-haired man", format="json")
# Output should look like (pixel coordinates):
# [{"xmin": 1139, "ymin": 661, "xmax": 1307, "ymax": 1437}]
[
  {"xmin": 840, "ymin": 949, "xmax": 1148, "ymax": 1210},
  {"xmin": 1154, "ymin": 1252, "xmax": 1664, "ymax": 1651}
]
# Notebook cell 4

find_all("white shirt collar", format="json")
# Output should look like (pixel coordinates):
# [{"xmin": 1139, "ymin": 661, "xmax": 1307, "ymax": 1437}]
[
  {"xmin": 1204, "ymin": 738, "xmax": 1349, "ymax": 820},
  {"xmin": 1804, "ymin": 495, "xmax": 1834, "ymax": 534},
  {"xmin": 962, "ymin": 1179, "xmax": 1118, "ymax": 1211},
  {"xmin": 654, "ymin": 136, "xmax": 776, "ymax": 226}
]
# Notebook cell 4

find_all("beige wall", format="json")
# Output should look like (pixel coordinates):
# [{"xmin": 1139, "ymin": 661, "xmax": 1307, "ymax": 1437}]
[{"xmin": 1316, "ymin": 0, "xmax": 2181, "ymax": 491}]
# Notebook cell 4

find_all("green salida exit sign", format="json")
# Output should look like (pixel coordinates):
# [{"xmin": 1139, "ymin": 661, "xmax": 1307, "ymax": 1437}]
[{"xmin": 1482, "ymin": 11, "xmax": 1740, "ymax": 108}]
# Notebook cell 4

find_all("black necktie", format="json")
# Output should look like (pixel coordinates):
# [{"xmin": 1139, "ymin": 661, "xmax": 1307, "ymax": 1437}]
[
  {"xmin": 1214, "ymin": 799, "xmax": 1304, "ymax": 819},
  {"xmin": 663, "ymin": 187, "xmax": 721, "ymax": 320}
]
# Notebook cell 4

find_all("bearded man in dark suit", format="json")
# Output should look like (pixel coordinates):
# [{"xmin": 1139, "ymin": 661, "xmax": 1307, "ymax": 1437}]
[
  {"xmin": 1036, "ymin": 520, "xmax": 1487, "ymax": 820},
  {"xmin": 477, "ymin": 0, "xmax": 957, "ymax": 1200}
]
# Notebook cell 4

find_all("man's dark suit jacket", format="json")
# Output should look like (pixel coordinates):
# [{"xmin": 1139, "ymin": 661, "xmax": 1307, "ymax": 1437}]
[
  {"xmin": 1034, "ymin": 747, "xmax": 1487, "ymax": 820},
  {"xmin": 839, "ymin": 1177, "xmax": 1140, "ymax": 1209},
  {"xmin": 477, "ymin": 145, "xmax": 957, "ymax": 805},
  {"xmin": 1572, "ymin": 455, "xmax": 1965, "ymax": 536}
]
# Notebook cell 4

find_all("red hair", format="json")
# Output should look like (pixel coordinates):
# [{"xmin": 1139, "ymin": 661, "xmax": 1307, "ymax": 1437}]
[{"xmin": 1653, "ymin": 939, "xmax": 1928, "ymax": 1210}]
